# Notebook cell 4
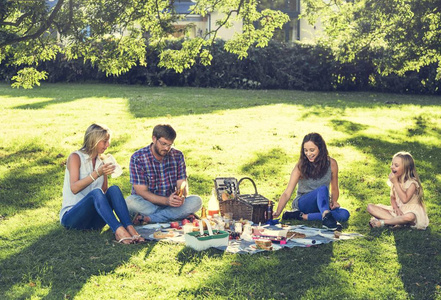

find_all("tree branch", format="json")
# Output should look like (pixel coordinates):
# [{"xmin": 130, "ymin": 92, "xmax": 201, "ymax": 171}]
[{"xmin": 0, "ymin": 0, "xmax": 65, "ymax": 48}]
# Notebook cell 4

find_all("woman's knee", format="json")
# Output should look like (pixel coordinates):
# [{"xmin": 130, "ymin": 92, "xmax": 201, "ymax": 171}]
[
  {"xmin": 318, "ymin": 185, "xmax": 329, "ymax": 194},
  {"xmin": 335, "ymin": 209, "xmax": 350, "ymax": 222},
  {"xmin": 366, "ymin": 203, "xmax": 374, "ymax": 214}
]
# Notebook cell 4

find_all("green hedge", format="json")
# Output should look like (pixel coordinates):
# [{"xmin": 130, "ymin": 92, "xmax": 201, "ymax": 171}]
[{"xmin": 1, "ymin": 40, "xmax": 440, "ymax": 94}]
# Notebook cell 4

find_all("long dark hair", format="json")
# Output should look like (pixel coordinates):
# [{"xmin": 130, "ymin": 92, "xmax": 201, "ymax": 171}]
[{"xmin": 298, "ymin": 133, "xmax": 329, "ymax": 179}]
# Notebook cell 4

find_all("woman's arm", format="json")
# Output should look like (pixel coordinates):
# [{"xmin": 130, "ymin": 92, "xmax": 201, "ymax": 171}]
[
  {"xmin": 273, "ymin": 164, "xmax": 301, "ymax": 218},
  {"xmin": 68, "ymin": 153, "xmax": 99, "ymax": 194},
  {"xmin": 329, "ymin": 158, "xmax": 340, "ymax": 209}
]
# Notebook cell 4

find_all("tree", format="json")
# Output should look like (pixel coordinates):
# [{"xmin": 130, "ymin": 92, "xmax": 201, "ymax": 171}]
[
  {"xmin": 0, "ymin": 0, "xmax": 289, "ymax": 88},
  {"xmin": 301, "ymin": 0, "xmax": 441, "ymax": 80}
]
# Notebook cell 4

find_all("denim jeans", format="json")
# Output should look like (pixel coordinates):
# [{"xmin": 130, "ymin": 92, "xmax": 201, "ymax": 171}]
[
  {"xmin": 125, "ymin": 194, "xmax": 202, "ymax": 223},
  {"xmin": 297, "ymin": 185, "xmax": 350, "ymax": 222},
  {"xmin": 61, "ymin": 186, "xmax": 132, "ymax": 232}
]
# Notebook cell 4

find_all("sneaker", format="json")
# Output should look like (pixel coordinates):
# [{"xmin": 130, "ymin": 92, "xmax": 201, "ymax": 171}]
[
  {"xmin": 336, "ymin": 222, "xmax": 343, "ymax": 232},
  {"xmin": 322, "ymin": 212, "xmax": 338, "ymax": 230},
  {"xmin": 282, "ymin": 210, "xmax": 303, "ymax": 220}
]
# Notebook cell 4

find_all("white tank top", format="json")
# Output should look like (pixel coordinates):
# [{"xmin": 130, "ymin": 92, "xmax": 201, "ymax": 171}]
[{"xmin": 60, "ymin": 150, "xmax": 104, "ymax": 221}]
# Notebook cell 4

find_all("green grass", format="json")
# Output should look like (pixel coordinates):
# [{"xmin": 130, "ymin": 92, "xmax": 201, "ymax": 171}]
[{"xmin": 0, "ymin": 83, "xmax": 440, "ymax": 299}]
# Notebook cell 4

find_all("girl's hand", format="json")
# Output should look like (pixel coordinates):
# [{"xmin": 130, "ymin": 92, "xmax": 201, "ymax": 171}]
[
  {"xmin": 395, "ymin": 208, "xmax": 403, "ymax": 216},
  {"xmin": 389, "ymin": 172, "xmax": 398, "ymax": 183},
  {"xmin": 99, "ymin": 163, "xmax": 116, "ymax": 176}
]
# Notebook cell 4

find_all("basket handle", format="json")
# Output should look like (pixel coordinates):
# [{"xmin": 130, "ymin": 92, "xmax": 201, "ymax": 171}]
[{"xmin": 237, "ymin": 177, "xmax": 258, "ymax": 195}]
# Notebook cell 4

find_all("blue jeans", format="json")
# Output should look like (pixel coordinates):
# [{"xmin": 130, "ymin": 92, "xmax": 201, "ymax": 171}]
[
  {"xmin": 297, "ymin": 185, "xmax": 350, "ymax": 222},
  {"xmin": 61, "ymin": 186, "xmax": 132, "ymax": 232},
  {"xmin": 125, "ymin": 194, "xmax": 202, "ymax": 223}
]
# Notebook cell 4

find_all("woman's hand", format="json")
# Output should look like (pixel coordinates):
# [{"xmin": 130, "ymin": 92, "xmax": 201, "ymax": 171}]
[
  {"xmin": 98, "ymin": 163, "xmax": 115, "ymax": 176},
  {"xmin": 330, "ymin": 201, "xmax": 340, "ymax": 210},
  {"xmin": 273, "ymin": 210, "xmax": 281, "ymax": 218}
]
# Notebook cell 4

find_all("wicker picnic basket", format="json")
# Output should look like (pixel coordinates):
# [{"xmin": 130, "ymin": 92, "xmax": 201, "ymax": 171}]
[{"xmin": 214, "ymin": 177, "xmax": 273, "ymax": 224}]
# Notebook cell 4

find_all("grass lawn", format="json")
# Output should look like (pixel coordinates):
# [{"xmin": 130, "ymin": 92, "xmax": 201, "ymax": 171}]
[{"xmin": 0, "ymin": 83, "xmax": 440, "ymax": 299}]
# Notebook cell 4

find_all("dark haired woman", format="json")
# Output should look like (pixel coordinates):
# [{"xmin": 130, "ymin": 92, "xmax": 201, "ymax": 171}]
[{"xmin": 273, "ymin": 133, "xmax": 350, "ymax": 230}]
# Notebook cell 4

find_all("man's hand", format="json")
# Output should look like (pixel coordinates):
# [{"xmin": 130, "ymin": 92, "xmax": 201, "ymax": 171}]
[{"xmin": 167, "ymin": 192, "xmax": 185, "ymax": 207}]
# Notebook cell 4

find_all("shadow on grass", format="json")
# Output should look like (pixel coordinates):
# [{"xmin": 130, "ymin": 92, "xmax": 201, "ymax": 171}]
[
  {"xmin": 331, "ymin": 131, "xmax": 441, "ymax": 298},
  {"xmin": 0, "ymin": 148, "xmax": 65, "ymax": 217},
  {"xmin": 0, "ymin": 226, "xmax": 156, "ymax": 299},
  {"xmin": 392, "ymin": 228, "xmax": 441, "ymax": 299},
  {"xmin": 2, "ymin": 83, "xmax": 440, "ymax": 117},
  {"xmin": 175, "ymin": 243, "xmax": 335, "ymax": 298}
]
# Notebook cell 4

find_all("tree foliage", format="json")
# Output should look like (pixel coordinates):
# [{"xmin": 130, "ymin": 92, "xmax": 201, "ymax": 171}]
[
  {"xmin": 0, "ymin": 0, "xmax": 289, "ymax": 88},
  {"xmin": 301, "ymin": 0, "xmax": 441, "ymax": 80}
]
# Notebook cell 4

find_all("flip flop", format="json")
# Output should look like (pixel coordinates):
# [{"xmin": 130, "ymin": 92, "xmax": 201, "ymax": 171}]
[
  {"xmin": 114, "ymin": 237, "xmax": 135, "ymax": 244},
  {"xmin": 132, "ymin": 234, "xmax": 147, "ymax": 244}
]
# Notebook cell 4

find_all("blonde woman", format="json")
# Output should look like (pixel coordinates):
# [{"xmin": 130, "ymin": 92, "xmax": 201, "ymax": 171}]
[
  {"xmin": 60, "ymin": 124, "xmax": 145, "ymax": 244},
  {"xmin": 367, "ymin": 152, "xmax": 429, "ymax": 229}
]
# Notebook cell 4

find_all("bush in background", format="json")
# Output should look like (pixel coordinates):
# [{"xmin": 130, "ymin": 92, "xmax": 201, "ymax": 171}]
[{"xmin": 1, "ymin": 39, "xmax": 440, "ymax": 94}]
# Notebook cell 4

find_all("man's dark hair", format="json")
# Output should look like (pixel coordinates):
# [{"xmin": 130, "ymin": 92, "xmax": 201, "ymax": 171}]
[{"xmin": 152, "ymin": 124, "xmax": 177, "ymax": 141}]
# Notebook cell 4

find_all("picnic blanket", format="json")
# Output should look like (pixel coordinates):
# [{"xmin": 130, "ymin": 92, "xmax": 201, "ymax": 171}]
[{"xmin": 136, "ymin": 223, "xmax": 363, "ymax": 254}]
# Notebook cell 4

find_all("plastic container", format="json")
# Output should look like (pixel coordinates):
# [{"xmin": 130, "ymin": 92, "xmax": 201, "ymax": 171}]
[{"xmin": 208, "ymin": 188, "xmax": 220, "ymax": 216}]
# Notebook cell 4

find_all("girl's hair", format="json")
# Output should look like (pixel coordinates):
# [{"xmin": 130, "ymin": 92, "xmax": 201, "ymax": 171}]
[
  {"xmin": 393, "ymin": 151, "xmax": 424, "ymax": 204},
  {"xmin": 298, "ymin": 133, "xmax": 330, "ymax": 179},
  {"xmin": 80, "ymin": 123, "xmax": 112, "ymax": 157}
]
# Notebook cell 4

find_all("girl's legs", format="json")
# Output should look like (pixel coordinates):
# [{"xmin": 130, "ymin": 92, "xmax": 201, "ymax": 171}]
[
  {"xmin": 367, "ymin": 204, "xmax": 416, "ymax": 227},
  {"xmin": 298, "ymin": 185, "xmax": 331, "ymax": 221},
  {"xmin": 366, "ymin": 203, "xmax": 394, "ymax": 220}
]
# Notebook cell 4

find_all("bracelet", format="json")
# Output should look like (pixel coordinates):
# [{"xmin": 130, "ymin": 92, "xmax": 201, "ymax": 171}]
[{"xmin": 89, "ymin": 173, "xmax": 96, "ymax": 181}]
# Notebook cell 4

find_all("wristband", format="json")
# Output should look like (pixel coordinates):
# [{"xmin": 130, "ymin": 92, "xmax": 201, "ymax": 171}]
[{"xmin": 89, "ymin": 173, "xmax": 96, "ymax": 181}]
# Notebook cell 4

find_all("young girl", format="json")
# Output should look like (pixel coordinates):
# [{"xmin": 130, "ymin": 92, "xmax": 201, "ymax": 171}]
[
  {"xmin": 273, "ymin": 133, "xmax": 350, "ymax": 230},
  {"xmin": 367, "ymin": 152, "xmax": 429, "ymax": 229},
  {"xmin": 60, "ymin": 123, "xmax": 145, "ymax": 244}
]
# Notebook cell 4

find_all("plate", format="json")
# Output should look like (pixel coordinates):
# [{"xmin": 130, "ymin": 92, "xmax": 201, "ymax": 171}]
[
  {"xmin": 141, "ymin": 223, "xmax": 170, "ymax": 230},
  {"xmin": 289, "ymin": 238, "xmax": 323, "ymax": 246},
  {"xmin": 288, "ymin": 228, "xmax": 320, "ymax": 237},
  {"xmin": 318, "ymin": 230, "xmax": 336, "ymax": 239}
]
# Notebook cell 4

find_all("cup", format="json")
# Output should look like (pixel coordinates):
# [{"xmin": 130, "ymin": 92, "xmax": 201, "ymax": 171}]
[
  {"xmin": 183, "ymin": 223, "xmax": 194, "ymax": 234},
  {"xmin": 103, "ymin": 154, "xmax": 123, "ymax": 178}
]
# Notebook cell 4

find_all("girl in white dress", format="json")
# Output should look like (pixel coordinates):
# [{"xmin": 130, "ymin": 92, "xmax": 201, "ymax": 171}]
[{"xmin": 367, "ymin": 152, "xmax": 429, "ymax": 230}]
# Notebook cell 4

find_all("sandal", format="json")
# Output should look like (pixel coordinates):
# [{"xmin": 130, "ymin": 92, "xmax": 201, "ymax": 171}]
[
  {"xmin": 369, "ymin": 218, "xmax": 384, "ymax": 228},
  {"xmin": 132, "ymin": 234, "xmax": 147, "ymax": 244},
  {"xmin": 114, "ymin": 237, "xmax": 135, "ymax": 244}
]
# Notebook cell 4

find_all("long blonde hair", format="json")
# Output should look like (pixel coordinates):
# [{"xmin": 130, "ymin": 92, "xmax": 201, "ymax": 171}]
[
  {"xmin": 393, "ymin": 151, "xmax": 424, "ymax": 204},
  {"xmin": 80, "ymin": 124, "xmax": 111, "ymax": 157}
]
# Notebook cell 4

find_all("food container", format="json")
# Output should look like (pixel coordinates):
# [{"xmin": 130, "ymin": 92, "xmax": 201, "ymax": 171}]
[{"xmin": 184, "ymin": 219, "xmax": 229, "ymax": 251}]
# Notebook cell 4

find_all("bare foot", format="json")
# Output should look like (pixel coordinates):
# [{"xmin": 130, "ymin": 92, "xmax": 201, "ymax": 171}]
[{"xmin": 115, "ymin": 226, "xmax": 134, "ymax": 244}]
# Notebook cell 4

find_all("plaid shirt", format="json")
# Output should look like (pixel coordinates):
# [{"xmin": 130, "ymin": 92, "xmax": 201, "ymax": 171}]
[{"xmin": 129, "ymin": 144, "xmax": 187, "ymax": 197}]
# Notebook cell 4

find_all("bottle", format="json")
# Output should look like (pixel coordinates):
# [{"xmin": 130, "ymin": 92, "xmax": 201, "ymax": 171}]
[
  {"xmin": 208, "ymin": 188, "xmax": 220, "ymax": 217},
  {"xmin": 266, "ymin": 200, "xmax": 273, "ymax": 221},
  {"xmin": 201, "ymin": 206, "xmax": 208, "ymax": 229}
]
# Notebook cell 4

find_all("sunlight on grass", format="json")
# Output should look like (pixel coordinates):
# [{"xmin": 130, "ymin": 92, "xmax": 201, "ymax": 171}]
[{"xmin": 1, "ymin": 84, "xmax": 441, "ymax": 299}]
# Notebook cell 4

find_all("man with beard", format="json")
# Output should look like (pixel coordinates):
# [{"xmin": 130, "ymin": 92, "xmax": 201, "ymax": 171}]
[{"xmin": 126, "ymin": 124, "xmax": 202, "ymax": 224}]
